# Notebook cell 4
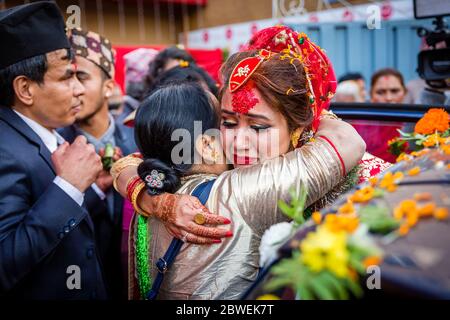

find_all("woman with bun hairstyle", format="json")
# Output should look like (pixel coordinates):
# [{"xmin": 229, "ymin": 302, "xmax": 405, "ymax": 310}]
[
  {"xmin": 113, "ymin": 77, "xmax": 365, "ymax": 299},
  {"xmin": 114, "ymin": 27, "xmax": 389, "ymax": 251}
]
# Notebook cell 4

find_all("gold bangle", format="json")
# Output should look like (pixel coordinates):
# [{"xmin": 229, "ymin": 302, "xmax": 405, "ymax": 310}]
[
  {"xmin": 125, "ymin": 175, "xmax": 140, "ymax": 194},
  {"xmin": 111, "ymin": 156, "xmax": 143, "ymax": 191},
  {"xmin": 131, "ymin": 182, "xmax": 151, "ymax": 217}
]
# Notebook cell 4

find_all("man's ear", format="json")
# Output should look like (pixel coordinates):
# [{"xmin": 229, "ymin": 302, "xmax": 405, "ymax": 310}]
[
  {"xmin": 195, "ymin": 134, "xmax": 220, "ymax": 164},
  {"xmin": 103, "ymin": 78, "xmax": 116, "ymax": 99},
  {"xmin": 12, "ymin": 76, "xmax": 35, "ymax": 106}
]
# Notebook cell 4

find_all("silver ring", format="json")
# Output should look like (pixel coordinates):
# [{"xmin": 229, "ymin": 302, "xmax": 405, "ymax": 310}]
[{"xmin": 181, "ymin": 232, "xmax": 189, "ymax": 242}]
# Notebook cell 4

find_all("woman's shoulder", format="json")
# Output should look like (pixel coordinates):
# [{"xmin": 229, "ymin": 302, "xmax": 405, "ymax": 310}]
[{"xmin": 177, "ymin": 173, "xmax": 217, "ymax": 195}]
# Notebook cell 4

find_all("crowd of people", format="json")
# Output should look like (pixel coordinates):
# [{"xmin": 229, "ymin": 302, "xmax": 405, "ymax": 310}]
[{"xmin": 0, "ymin": 1, "xmax": 437, "ymax": 300}]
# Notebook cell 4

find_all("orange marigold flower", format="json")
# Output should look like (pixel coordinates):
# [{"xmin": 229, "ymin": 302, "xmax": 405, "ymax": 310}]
[
  {"xmin": 324, "ymin": 214, "xmax": 359, "ymax": 233},
  {"xmin": 407, "ymin": 211, "xmax": 419, "ymax": 227},
  {"xmin": 407, "ymin": 166, "xmax": 421, "ymax": 176},
  {"xmin": 442, "ymin": 144, "xmax": 450, "ymax": 155},
  {"xmin": 312, "ymin": 211, "xmax": 322, "ymax": 224},
  {"xmin": 393, "ymin": 207, "xmax": 404, "ymax": 220},
  {"xmin": 418, "ymin": 202, "xmax": 436, "ymax": 217},
  {"xmin": 348, "ymin": 268, "xmax": 359, "ymax": 281},
  {"xmin": 414, "ymin": 192, "xmax": 433, "ymax": 201},
  {"xmin": 414, "ymin": 108, "xmax": 449, "ymax": 135},
  {"xmin": 396, "ymin": 153, "xmax": 410, "ymax": 163},
  {"xmin": 411, "ymin": 148, "xmax": 430, "ymax": 157},
  {"xmin": 338, "ymin": 200, "xmax": 355, "ymax": 214},
  {"xmin": 363, "ymin": 256, "xmax": 382, "ymax": 269},
  {"xmin": 447, "ymin": 164, "xmax": 450, "ymax": 170},
  {"xmin": 369, "ymin": 177, "xmax": 378, "ymax": 187},
  {"xmin": 400, "ymin": 199, "xmax": 417, "ymax": 211},
  {"xmin": 393, "ymin": 172, "xmax": 405, "ymax": 180},
  {"xmin": 434, "ymin": 207, "xmax": 449, "ymax": 220},
  {"xmin": 349, "ymin": 186, "xmax": 375, "ymax": 203},
  {"xmin": 398, "ymin": 223, "xmax": 410, "ymax": 236},
  {"xmin": 386, "ymin": 184, "xmax": 398, "ymax": 192},
  {"xmin": 394, "ymin": 199, "xmax": 418, "ymax": 221}
]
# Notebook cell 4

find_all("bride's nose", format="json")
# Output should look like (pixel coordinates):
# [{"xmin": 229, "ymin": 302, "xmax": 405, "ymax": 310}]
[{"xmin": 233, "ymin": 126, "xmax": 254, "ymax": 151}]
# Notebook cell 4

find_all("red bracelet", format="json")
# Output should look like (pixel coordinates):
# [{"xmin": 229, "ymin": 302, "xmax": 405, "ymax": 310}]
[
  {"xmin": 126, "ymin": 176, "xmax": 143, "ymax": 202},
  {"xmin": 317, "ymin": 135, "xmax": 346, "ymax": 176}
]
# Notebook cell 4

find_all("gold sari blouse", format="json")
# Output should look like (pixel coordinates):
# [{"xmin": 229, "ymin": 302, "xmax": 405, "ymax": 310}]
[{"xmin": 127, "ymin": 137, "xmax": 344, "ymax": 299}]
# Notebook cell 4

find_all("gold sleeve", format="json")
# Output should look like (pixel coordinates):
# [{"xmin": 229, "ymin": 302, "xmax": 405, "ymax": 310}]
[{"xmin": 208, "ymin": 137, "xmax": 343, "ymax": 237}]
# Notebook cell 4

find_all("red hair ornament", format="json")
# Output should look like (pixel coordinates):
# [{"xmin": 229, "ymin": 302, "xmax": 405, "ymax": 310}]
[
  {"xmin": 229, "ymin": 49, "xmax": 271, "ymax": 114},
  {"xmin": 243, "ymin": 26, "xmax": 337, "ymax": 131}
]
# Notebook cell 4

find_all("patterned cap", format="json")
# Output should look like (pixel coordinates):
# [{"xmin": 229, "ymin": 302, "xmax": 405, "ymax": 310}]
[
  {"xmin": 124, "ymin": 48, "xmax": 158, "ymax": 84},
  {"xmin": 67, "ymin": 28, "xmax": 115, "ymax": 78}
]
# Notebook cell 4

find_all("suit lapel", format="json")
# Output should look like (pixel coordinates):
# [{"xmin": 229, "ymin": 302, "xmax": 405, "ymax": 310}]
[{"xmin": 0, "ymin": 107, "xmax": 56, "ymax": 174}]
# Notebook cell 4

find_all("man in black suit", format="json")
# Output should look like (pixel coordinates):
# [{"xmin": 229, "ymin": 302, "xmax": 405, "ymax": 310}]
[
  {"xmin": 59, "ymin": 28, "xmax": 137, "ymax": 299},
  {"xmin": 0, "ymin": 1, "xmax": 107, "ymax": 299}
]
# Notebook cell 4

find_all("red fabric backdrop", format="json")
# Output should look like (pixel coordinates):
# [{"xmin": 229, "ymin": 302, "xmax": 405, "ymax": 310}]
[{"xmin": 113, "ymin": 45, "xmax": 223, "ymax": 93}]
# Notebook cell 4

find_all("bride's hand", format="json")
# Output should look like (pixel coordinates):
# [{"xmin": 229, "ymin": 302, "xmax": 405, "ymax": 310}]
[{"xmin": 144, "ymin": 193, "xmax": 233, "ymax": 245}]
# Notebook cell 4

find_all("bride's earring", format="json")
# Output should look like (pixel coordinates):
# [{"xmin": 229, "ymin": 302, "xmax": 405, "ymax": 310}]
[
  {"xmin": 290, "ymin": 128, "xmax": 302, "ymax": 148},
  {"xmin": 211, "ymin": 149, "xmax": 219, "ymax": 163}
]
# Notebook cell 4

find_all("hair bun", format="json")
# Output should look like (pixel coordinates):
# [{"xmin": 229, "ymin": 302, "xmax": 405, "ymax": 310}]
[{"xmin": 137, "ymin": 158, "xmax": 180, "ymax": 195}]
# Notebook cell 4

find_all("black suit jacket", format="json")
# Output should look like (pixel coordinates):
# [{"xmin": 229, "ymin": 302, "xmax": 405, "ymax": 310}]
[
  {"xmin": 58, "ymin": 121, "xmax": 136, "ymax": 300},
  {"xmin": 0, "ymin": 107, "xmax": 107, "ymax": 300}
]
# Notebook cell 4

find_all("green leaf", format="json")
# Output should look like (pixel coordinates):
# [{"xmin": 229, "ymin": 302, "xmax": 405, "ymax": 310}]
[
  {"xmin": 297, "ymin": 282, "xmax": 313, "ymax": 300},
  {"xmin": 319, "ymin": 272, "xmax": 349, "ymax": 300},
  {"xmin": 359, "ymin": 205, "xmax": 400, "ymax": 234},
  {"xmin": 309, "ymin": 274, "xmax": 336, "ymax": 300},
  {"xmin": 278, "ymin": 200, "xmax": 294, "ymax": 219},
  {"xmin": 397, "ymin": 129, "xmax": 413, "ymax": 137},
  {"xmin": 344, "ymin": 278, "xmax": 364, "ymax": 298}
]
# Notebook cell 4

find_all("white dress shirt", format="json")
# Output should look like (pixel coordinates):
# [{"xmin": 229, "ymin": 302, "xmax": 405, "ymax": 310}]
[{"xmin": 13, "ymin": 110, "xmax": 85, "ymax": 206}]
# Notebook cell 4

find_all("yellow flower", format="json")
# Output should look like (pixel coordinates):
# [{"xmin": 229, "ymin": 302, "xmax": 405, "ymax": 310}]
[
  {"xmin": 423, "ymin": 133, "xmax": 440, "ymax": 147},
  {"xmin": 407, "ymin": 166, "xmax": 421, "ymax": 176},
  {"xmin": 300, "ymin": 226, "xmax": 349, "ymax": 278},
  {"xmin": 257, "ymin": 294, "xmax": 280, "ymax": 300}
]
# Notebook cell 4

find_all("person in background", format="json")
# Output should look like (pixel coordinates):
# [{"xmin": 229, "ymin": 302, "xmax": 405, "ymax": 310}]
[
  {"xmin": 0, "ymin": 2, "xmax": 106, "ymax": 299},
  {"xmin": 333, "ymin": 80, "xmax": 364, "ymax": 103},
  {"xmin": 338, "ymin": 72, "xmax": 367, "ymax": 101},
  {"xmin": 404, "ymin": 78, "xmax": 427, "ymax": 104},
  {"xmin": 370, "ymin": 68, "xmax": 407, "ymax": 104},
  {"xmin": 145, "ymin": 45, "xmax": 195, "ymax": 91},
  {"xmin": 108, "ymin": 83, "xmax": 125, "ymax": 119},
  {"xmin": 59, "ymin": 28, "xmax": 137, "ymax": 299},
  {"xmin": 123, "ymin": 64, "xmax": 220, "ymax": 127},
  {"xmin": 117, "ymin": 48, "xmax": 159, "ymax": 124}
]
